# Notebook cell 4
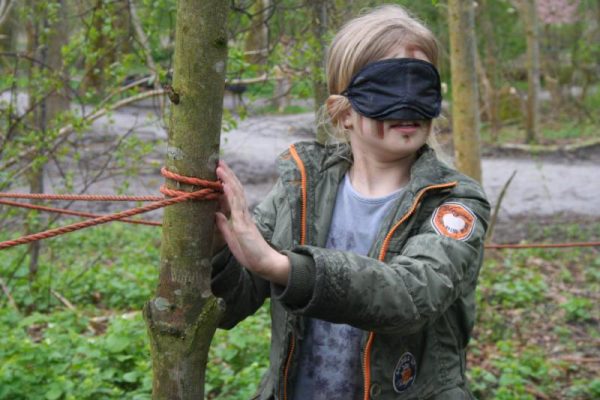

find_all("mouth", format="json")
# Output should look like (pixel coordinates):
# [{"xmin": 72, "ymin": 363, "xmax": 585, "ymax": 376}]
[
  {"xmin": 389, "ymin": 120, "xmax": 422, "ymax": 128},
  {"xmin": 388, "ymin": 120, "xmax": 422, "ymax": 133}
]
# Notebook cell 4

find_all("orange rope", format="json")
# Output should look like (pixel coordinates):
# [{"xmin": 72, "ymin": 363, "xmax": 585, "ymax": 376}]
[
  {"xmin": 485, "ymin": 241, "xmax": 600, "ymax": 249},
  {"xmin": 160, "ymin": 167, "xmax": 223, "ymax": 191},
  {"xmin": 0, "ymin": 167, "xmax": 222, "ymax": 250},
  {"xmin": 0, "ymin": 192, "xmax": 162, "ymax": 201},
  {"xmin": 0, "ymin": 199, "xmax": 161, "ymax": 227},
  {"xmin": 0, "ymin": 168, "xmax": 598, "ymax": 251}
]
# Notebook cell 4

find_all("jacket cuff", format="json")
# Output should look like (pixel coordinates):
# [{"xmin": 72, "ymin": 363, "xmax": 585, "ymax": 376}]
[
  {"xmin": 211, "ymin": 247, "xmax": 239, "ymax": 296},
  {"xmin": 272, "ymin": 251, "xmax": 316, "ymax": 308}
]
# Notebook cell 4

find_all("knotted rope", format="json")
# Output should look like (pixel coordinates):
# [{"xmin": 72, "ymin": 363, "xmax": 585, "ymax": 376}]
[
  {"xmin": 0, "ymin": 168, "xmax": 222, "ymax": 250},
  {"xmin": 1, "ymin": 170, "xmax": 599, "ymax": 251}
]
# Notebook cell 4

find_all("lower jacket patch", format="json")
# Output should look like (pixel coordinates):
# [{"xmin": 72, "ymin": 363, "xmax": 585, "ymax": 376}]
[
  {"xmin": 431, "ymin": 202, "xmax": 476, "ymax": 241},
  {"xmin": 393, "ymin": 352, "xmax": 417, "ymax": 393}
]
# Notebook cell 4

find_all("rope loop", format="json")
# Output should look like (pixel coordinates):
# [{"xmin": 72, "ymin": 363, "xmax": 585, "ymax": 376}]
[{"xmin": 159, "ymin": 167, "xmax": 222, "ymax": 200}]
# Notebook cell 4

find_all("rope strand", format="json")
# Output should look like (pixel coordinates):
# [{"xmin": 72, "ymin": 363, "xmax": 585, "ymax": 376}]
[
  {"xmin": 485, "ymin": 241, "xmax": 600, "ymax": 250},
  {"xmin": 0, "ymin": 199, "xmax": 161, "ymax": 227},
  {"xmin": 0, "ymin": 168, "xmax": 598, "ymax": 251},
  {"xmin": 0, "ymin": 167, "xmax": 221, "ymax": 250},
  {"xmin": 0, "ymin": 192, "xmax": 163, "ymax": 201}
]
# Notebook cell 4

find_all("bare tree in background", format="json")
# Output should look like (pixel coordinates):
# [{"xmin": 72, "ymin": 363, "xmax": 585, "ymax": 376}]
[
  {"xmin": 523, "ymin": 0, "xmax": 541, "ymax": 143},
  {"xmin": 448, "ymin": 0, "xmax": 482, "ymax": 182}
]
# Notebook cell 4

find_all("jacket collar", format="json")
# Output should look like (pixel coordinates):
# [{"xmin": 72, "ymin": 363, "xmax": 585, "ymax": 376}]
[{"xmin": 310, "ymin": 142, "xmax": 451, "ymax": 194}]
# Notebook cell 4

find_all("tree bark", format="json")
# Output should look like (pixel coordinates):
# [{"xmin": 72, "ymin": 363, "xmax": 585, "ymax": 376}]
[
  {"xmin": 143, "ymin": 1, "xmax": 228, "ymax": 399},
  {"xmin": 46, "ymin": 0, "xmax": 70, "ymax": 118},
  {"xmin": 0, "ymin": 0, "xmax": 15, "ymax": 56},
  {"xmin": 524, "ymin": 0, "xmax": 541, "ymax": 143},
  {"xmin": 25, "ymin": 0, "xmax": 70, "ymax": 281},
  {"xmin": 478, "ymin": 0, "xmax": 501, "ymax": 140},
  {"xmin": 448, "ymin": 0, "xmax": 482, "ymax": 182},
  {"xmin": 244, "ymin": 0, "xmax": 270, "ymax": 67},
  {"xmin": 308, "ymin": 0, "xmax": 331, "ymax": 144}
]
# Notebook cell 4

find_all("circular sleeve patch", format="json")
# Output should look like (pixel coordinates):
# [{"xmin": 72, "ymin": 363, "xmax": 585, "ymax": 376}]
[
  {"xmin": 393, "ymin": 352, "xmax": 417, "ymax": 393},
  {"xmin": 431, "ymin": 202, "xmax": 476, "ymax": 241}
]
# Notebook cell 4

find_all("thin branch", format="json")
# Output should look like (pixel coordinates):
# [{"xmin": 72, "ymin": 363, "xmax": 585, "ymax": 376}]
[
  {"xmin": 95, "ymin": 75, "xmax": 153, "ymax": 111},
  {"xmin": 0, "ymin": 0, "xmax": 13, "ymax": 28},
  {"xmin": 486, "ymin": 170, "xmax": 517, "ymax": 243},
  {"xmin": 0, "ymin": 277, "xmax": 19, "ymax": 312}
]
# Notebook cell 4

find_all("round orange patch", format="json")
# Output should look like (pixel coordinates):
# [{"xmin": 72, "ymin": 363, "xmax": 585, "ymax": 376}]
[{"xmin": 431, "ymin": 202, "xmax": 476, "ymax": 241}]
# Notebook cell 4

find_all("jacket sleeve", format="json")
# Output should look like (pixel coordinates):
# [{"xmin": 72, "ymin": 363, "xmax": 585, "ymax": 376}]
[
  {"xmin": 272, "ymin": 195, "xmax": 490, "ymax": 334},
  {"xmin": 210, "ymin": 178, "xmax": 285, "ymax": 330}
]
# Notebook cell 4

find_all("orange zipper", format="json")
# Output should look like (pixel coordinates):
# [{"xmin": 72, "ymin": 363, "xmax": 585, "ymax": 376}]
[
  {"xmin": 281, "ymin": 144, "xmax": 308, "ymax": 400},
  {"xmin": 362, "ymin": 181, "xmax": 457, "ymax": 400},
  {"xmin": 282, "ymin": 335, "xmax": 296, "ymax": 400},
  {"xmin": 289, "ymin": 144, "xmax": 307, "ymax": 245}
]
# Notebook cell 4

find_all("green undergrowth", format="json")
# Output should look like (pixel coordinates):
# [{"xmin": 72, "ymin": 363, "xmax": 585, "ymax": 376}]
[
  {"xmin": 470, "ymin": 230, "xmax": 600, "ymax": 399},
  {"xmin": 0, "ymin": 221, "xmax": 598, "ymax": 399},
  {"xmin": 0, "ymin": 221, "xmax": 270, "ymax": 399}
]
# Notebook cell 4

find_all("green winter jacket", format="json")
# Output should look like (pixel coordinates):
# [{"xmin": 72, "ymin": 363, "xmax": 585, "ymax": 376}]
[{"xmin": 211, "ymin": 141, "xmax": 490, "ymax": 400}]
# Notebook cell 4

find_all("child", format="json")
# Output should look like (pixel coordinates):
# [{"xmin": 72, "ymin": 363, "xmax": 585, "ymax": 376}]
[{"xmin": 212, "ymin": 5, "xmax": 489, "ymax": 400}]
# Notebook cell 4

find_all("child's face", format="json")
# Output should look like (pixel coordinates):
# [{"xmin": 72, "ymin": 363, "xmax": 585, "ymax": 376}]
[{"xmin": 345, "ymin": 43, "xmax": 433, "ymax": 161}]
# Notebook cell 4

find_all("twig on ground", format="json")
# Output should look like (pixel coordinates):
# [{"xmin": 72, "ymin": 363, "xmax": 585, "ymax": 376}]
[
  {"xmin": 525, "ymin": 386, "xmax": 549, "ymax": 400},
  {"xmin": 50, "ymin": 289, "xmax": 77, "ymax": 312}
]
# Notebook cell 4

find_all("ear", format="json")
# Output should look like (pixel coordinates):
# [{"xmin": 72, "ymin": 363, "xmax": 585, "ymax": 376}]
[
  {"xmin": 326, "ymin": 95, "xmax": 353, "ymax": 128},
  {"xmin": 325, "ymin": 95, "xmax": 342, "ymax": 118}
]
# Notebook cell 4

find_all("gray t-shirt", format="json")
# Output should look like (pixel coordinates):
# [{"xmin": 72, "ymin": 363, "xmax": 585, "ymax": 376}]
[{"xmin": 292, "ymin": 174, "xmax": 403, "ymax": 400}]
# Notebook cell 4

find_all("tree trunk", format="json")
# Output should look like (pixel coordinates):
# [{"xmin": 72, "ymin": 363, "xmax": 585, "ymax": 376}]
[
  {"xmin": 25, "ymin": 0, "xmax": 42, "ymax": 281},
  {"xmin": 143, "ymin": 1, "xmax": 228, "ymax": 399},
  {"xmin": 83, "ymin": 0, "xmax": 107, "ymax": 95},
  {"xmin": 25, "ymin": 0, "xmax": 70, "ymax": 281},
  {"xmin": 308, "ymin": 0, "xmax": 330, "ymax": 144},
  {"xmin": 0, "ymin": 0, "xmax": 16, "ymax": 57},
  {"xmin": 448, "ymin": 0, "xmax": 482, "ymax": 183},
  {"xmin": 244, "ymin": 0, "xmax": 270, "ymax": 67},
  {"xmin": 478, "ymin": 0, "xmax": 501, "ymax": 140},
  {"xmin": 524, "ymin": 0, "xmax": 541, "ymax": 143},
  {"xmin": 83, "ymin": 0, "xmax": 122, "ymax": 96},
  {"xmin": 46, "ymin": 0, "xmax": 70, "ymax": 118}
]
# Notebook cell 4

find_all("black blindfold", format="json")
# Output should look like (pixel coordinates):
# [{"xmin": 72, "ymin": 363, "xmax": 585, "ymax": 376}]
[{"xmin": 341, "ymin": 58, "xmax": 442, "ymax": 121}]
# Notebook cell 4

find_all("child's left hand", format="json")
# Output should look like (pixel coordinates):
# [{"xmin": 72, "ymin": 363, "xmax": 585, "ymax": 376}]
[{"xmin": 215, "ymin": 161, "xmax": 290, "ymax": 285}]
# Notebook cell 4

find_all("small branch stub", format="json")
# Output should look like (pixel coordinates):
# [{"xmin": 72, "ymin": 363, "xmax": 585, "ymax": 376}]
[{"xmin": 164, "ymin": 84, "xmax": 180, "ymax": 104}]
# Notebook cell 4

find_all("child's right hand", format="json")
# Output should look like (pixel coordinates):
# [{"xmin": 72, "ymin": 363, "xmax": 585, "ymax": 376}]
[{"xmin": 214, "ymin": 161, "xmax": 290, "ymax": 285}]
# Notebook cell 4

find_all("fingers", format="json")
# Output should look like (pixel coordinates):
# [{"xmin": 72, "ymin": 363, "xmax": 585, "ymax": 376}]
[
  {"xmin": 217, "ymin": 161, "xmax": 244, "ymax": 189},
  {"xmin": 217, "ymin": 194, "xmax": 231, "ymax": 218},
  {"xmin": 217, "ymin": 161, "xmax": 248, "ymax": 219},
  {"xmin": 215, "ymin": 211, "xmax": 247, "ymax": 267}
]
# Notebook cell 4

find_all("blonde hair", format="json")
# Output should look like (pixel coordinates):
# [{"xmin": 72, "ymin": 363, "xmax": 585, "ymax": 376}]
[{"xmin": 320, "ymin": 4, "xmax": 446, "ymax": 161}]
